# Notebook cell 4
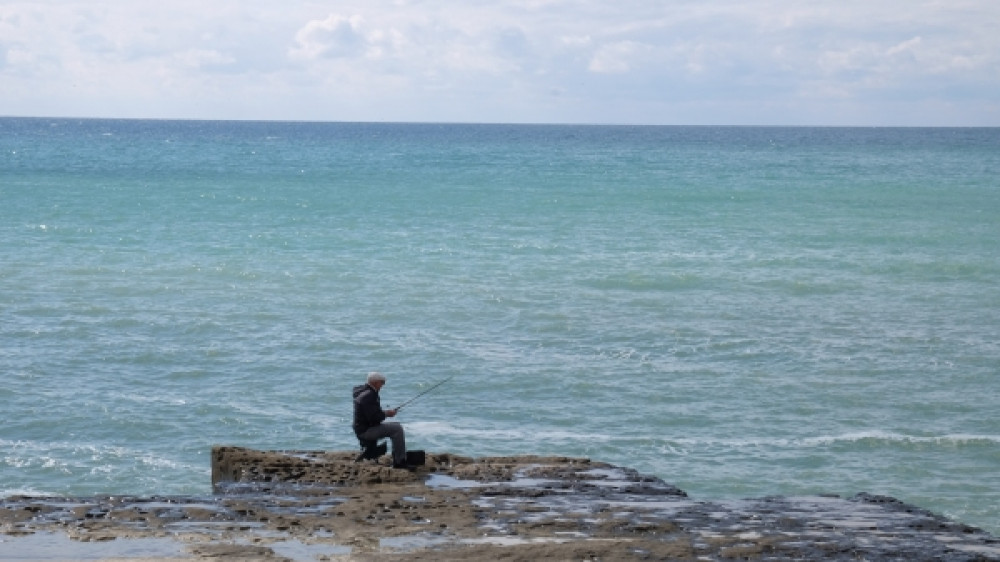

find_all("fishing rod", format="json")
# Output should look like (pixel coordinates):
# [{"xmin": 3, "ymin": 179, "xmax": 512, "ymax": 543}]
[{"xmin": 394, "ymin": 375, "xmax": 454, "ymax": 412}]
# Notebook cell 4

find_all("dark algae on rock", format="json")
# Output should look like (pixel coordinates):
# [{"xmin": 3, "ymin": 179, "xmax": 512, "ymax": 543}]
[{"xmin": 0, "ymin": 446, "xmax": 997, "ymax": 560}]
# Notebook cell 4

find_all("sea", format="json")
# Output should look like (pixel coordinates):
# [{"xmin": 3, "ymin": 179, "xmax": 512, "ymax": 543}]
[{"xmin": 2, "ymin": 118, "xmax": 998, "ymax": 535}]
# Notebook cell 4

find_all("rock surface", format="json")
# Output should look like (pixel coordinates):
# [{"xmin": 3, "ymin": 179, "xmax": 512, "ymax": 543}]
[{"xmin": 0, "ymin": 446, "xmax": 997, "ymax": 560}]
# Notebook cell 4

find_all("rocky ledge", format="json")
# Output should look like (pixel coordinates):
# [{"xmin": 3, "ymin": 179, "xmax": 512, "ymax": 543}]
[{"xmin": 0, "ymin": 446, "xmax": 997, "ymax": 560}]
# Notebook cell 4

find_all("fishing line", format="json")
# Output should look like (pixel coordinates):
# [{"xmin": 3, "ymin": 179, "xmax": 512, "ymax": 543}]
[{"xmin": 395, "ymin": 375, "xmax": 455, "ymax": 412}]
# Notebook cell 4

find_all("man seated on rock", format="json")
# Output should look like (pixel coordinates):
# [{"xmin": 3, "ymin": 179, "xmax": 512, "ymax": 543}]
[{"xmin": 353, "ymin": 371, "xmax": 411, "ymax": 469}]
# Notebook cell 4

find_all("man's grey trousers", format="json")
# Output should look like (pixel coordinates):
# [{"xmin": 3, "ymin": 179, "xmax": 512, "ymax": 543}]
[{"xmin": 358, "ymin": 422, "xmax": 406, "ymax": 466}]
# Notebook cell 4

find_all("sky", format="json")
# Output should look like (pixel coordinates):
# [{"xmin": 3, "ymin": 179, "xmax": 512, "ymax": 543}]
[{"xmin": 1, "ymin": 1, "xmax": 998, "ymax": 126}]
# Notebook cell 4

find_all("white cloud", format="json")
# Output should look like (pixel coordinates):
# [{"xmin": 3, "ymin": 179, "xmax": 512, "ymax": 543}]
[
  {"xmin": 886, "ymin": 36, "xmax": 922, "ymax": 58},
  {"xmin": 175, "ymin": 49, "xmax": 237, "ymax": 70},
  {"xmin": 588, "ymin": 41, "xmax": 645, "ymax": 74},
  {"xmin": 1, "ymin": 0, "xmax": 998, "ymax": 124},
  {"xmin": 290, "ymin": 14, "xmax": 368, "ymax": 61}
]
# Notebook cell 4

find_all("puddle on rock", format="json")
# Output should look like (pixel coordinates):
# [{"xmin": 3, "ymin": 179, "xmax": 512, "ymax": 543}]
[
  {"xmin": 268, "ymin": 539, "xmax": 352, "ymax": 558},
  {"xmin": 0, "ymin": 532, "xmax": 185, "ymax": 560},
  {"xmin": 380, "ymin": 532, "xmax": 453, "ymax": 552},
  {"xmin": 425, "ymin": 474, "xmax": 482, "ymax": 489}
]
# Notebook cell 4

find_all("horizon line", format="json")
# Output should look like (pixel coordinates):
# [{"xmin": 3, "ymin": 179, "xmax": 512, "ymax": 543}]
[{"xmin": 3, "ymin": 115, "xmax": 999, "ymax": 129}]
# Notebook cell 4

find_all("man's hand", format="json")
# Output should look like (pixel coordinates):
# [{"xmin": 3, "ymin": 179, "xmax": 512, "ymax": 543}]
[{"xmin": 385, "ymin": 408, "xmax": 397, "ymax": 417}]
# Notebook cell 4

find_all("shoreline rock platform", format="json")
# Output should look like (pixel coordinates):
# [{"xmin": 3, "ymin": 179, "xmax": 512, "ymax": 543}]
[{"xmin": 0, "ymin": 446, "xmax": 997, "ymax": 560}]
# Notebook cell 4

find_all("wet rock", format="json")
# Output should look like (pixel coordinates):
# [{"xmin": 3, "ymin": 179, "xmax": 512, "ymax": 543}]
[{"xmin": 0, "ymin": 447, "xmax": 996, "ymax": 560}]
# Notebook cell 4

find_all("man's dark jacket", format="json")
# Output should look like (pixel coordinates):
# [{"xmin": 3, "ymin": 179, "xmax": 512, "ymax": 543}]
[{"xmin": 352, "ymin": 384, "xmax": 386, "ymax": 437}]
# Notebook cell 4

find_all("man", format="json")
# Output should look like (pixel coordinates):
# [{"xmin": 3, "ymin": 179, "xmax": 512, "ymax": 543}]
[{"xmin": 352, "ymin": 371, "xmax": 411, "ymax": 469}]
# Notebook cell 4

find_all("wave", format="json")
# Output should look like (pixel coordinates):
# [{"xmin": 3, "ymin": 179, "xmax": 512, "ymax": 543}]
[
  {"xmin": 0, "ymin": 439, "xmax": 197, "ymax": 471},
  {"xmin": 404, "ymin": 424, "xmax": 999, "ymax": 452},
  {"xmin": 407, "ymin": 421, "xmax": 612, "ymax": 443},
  {"xmin": 664, "ymin": 431, "xmax": 1000, "ymax": 450},
  {"xmin": 800, "ymin": 431, "xmax": 1000, "ymax": 447}
]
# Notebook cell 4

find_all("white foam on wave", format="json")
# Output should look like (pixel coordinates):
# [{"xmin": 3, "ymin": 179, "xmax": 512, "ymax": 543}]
[
  {"xmin": 802, "ymin": 431, "xmax": 1000, "ymax": 447},
  {"xmin": 408, "ymin": 421, "xmax": 612, "ymax": 443},
  {"xmin": 1, "ymin": 439, "xmax": 198, "ymax": 478},
  {"xmin": 108, "ymin": 391, "xmax": 188, "ymax": 407},
  {"xmin": 663, "ymin": 431, "xmax": 1000, "ymax": 451}
]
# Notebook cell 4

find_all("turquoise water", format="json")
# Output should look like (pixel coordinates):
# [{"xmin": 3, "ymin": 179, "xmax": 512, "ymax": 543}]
[{"xmin": 2, "ymin": 119, "xmax": 998, "ymax": 534}]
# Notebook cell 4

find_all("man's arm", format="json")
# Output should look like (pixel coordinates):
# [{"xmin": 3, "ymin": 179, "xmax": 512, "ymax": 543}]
[{"xmin": 361, "ymin": 391, "xmax": 387, "ymax": 426}]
